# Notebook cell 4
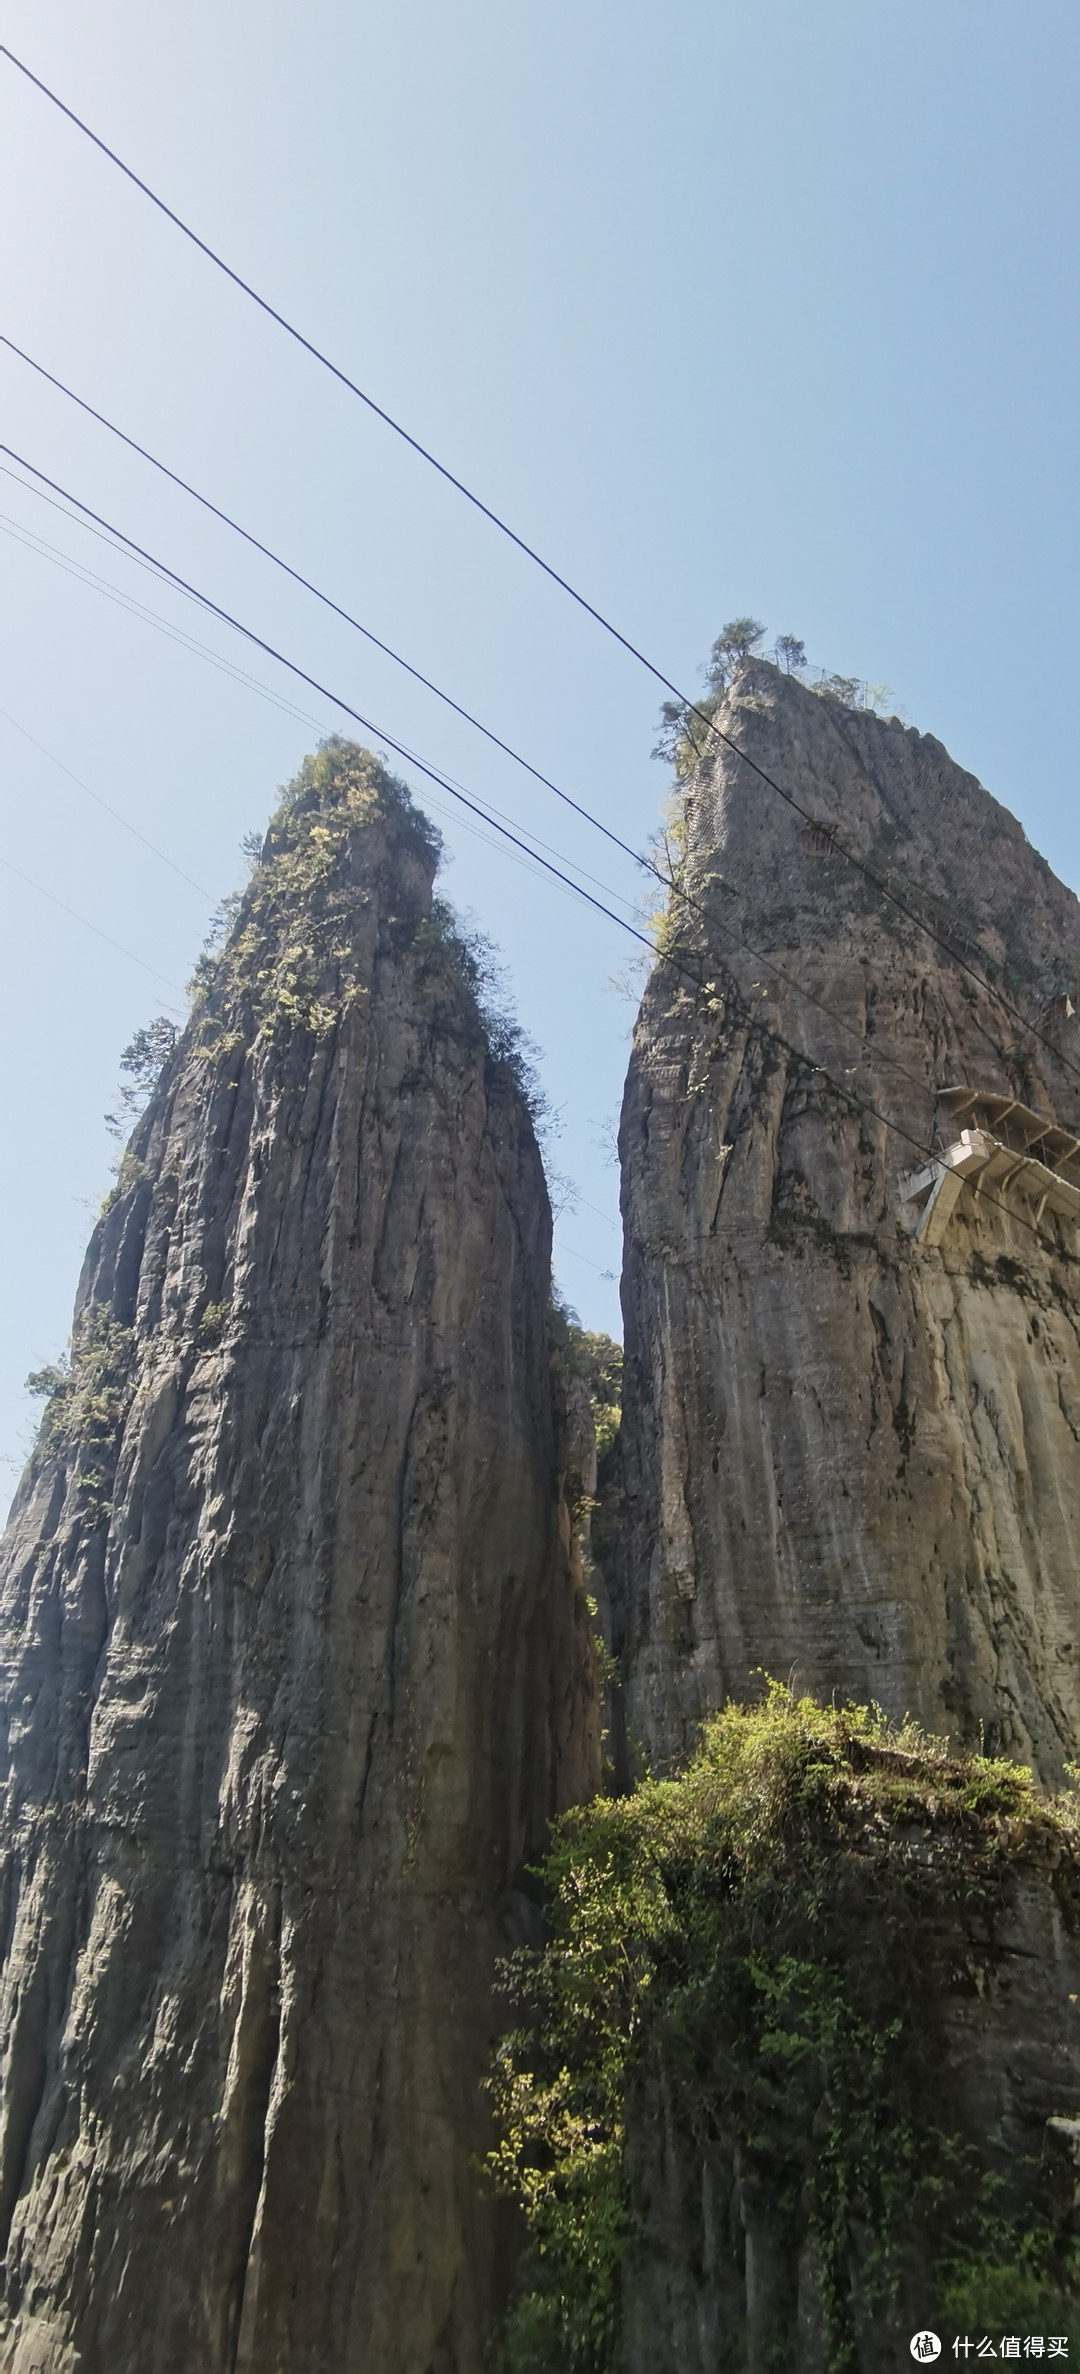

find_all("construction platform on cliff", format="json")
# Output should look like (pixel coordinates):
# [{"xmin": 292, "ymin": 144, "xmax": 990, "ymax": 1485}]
[{"xmin": 900, "ymin": 1086, "xmax": 1080, "ymax": 1247}]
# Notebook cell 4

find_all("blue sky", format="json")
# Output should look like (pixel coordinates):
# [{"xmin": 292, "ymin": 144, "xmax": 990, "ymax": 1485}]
[{"xmin": 1, "ymin": 0, "xmax": 1078, "ymax": 1479}]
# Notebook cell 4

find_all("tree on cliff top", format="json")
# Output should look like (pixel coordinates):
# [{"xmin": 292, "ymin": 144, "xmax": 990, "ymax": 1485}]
[
  {"xmin": 651, "ymin": 617, "xmax": 772, "ymax": 778},
  {"xmin": 705, "ymin": 614, "xmax": 766, "ymax": 691}
]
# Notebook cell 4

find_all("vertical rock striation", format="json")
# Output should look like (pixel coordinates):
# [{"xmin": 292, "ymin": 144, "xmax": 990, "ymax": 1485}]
[
  {"xmin": 619, "ymin": 1753, "xmax": 1080, "ymax": 2374},
  {"xmin": 614, "ymin": 661, "xmax": 1080, "ymax": 1782},
  {"xmin": 0, "ymin": 743, "xmax": 598, "ymax": 2374}
]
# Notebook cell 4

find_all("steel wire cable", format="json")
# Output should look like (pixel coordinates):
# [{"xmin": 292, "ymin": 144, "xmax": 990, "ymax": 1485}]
[
  {"xmin": 0, "ymin": 850, "xmax": 185, "ymax": 999},
  {"xmin": 0, "ymin": 703, "xmax": 214, "ymax": 899},
  {"xmin": 4, "ymin": 47, "xmax": 1078, "ymax": 1102},
  {"xmin": 0, "ymin": 43, "xmax": 675, "ymax": 669},
  {"xmin": 0, "ymin": 507, "xmax": 627, "ymax": 909},
  {"xmin": 0, "ymin": 453, "xmax": 651, "ymax": 915},
  {"xmin": 0, "ymin": 437, "xmax": 1006, "ymax": 1115},
  {"xmin": 0, "ymin": 334, "xmax": 644, "ymax": 870},
  {"xmin": 0, "ymin": 342, "xmax": 1040, "ymax": 1035},
  {"xmin": 0, "ymin": 444, "xmax": 1063, "ymax": 1257},
  {"xmin": 0, "ymin": 506, "xmax": 334, "ymax": 731},
  {"xmin": 0, "ymin": 392, "xmax": 1043, "ymax": 1117},
  {"xmin": 2, "ymin": 318, "xmax": 1073, "ymax": 1105}
]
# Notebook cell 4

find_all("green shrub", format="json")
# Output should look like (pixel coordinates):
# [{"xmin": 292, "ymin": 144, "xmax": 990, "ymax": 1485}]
[
  {"xmin": 198, "ymin": 1300, "xmax": 231, "ymax": 1346},
  {"xmin": 26, "ymin": 1310, "xmax": 136, "ymax": 1512},
  {"xmin": 182, "ymin": 740, "xmax": 545, "ymax": 1123},
  {"xmin": 487, "ymin": 1689, "xmax": 1080, "ymax": 2371}
]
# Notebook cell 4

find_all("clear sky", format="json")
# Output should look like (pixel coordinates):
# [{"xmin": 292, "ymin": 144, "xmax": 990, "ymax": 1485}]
[{"xmin": 1, "ymin": 0, "xmax": 1078, "ymax": 1482}]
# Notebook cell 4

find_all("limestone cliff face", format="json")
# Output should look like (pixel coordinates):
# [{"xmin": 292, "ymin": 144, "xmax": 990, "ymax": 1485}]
[
  {"xmin": 615, "ymin": 662, "xmax": 1080, "ymax": 1783},
  {"xmin": 0, "ymin": 743, "xmax": 598, "ymax": 2374},
  {"xmin": 623, "ymin": 1805, "xmax": 1080, "ymax": 2374}
]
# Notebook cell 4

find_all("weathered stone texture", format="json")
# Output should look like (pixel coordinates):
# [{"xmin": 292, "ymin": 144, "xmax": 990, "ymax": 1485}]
[
  {"xmin": 615, "ymin": 663, "xmax": 1080, "ymax": 1781},
  {"xmin": 622, "ymin": 1826, "xmax": 1080, "ymax": 2373},
  {"xmin": 0, "ymin": 748, "xmax": 598, "ymax": 2374}
]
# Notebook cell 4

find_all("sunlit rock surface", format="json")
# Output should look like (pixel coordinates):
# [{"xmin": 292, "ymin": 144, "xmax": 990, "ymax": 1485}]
[
  {"xmin": 613, "ymin": 662, "xmax": 1080, "ymax": 1782},
  {"xmin": 0, "ymin": 745, "xmax": 599, "ymax": 2374}
]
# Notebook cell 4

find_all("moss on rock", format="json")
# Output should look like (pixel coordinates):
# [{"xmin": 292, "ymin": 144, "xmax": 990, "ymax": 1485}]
[{"xmin": 488, "ymin": 1689, "xmax": 1080, "ymax": 2371}]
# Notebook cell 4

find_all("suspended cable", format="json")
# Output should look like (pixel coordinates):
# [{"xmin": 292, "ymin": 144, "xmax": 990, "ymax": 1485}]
[
  {"xmin": 0, "ymin": 333, "xmax": 642, "ymax": 869},
  {"xmin": 0, "ymin": 43, "xmax": 676, "ymax": 663},
  {"xmin": 0, "ymin": 444, "xmax": 652, "ymax": 937},
  {"xmin": 0, "ymin": 439, "xmax": 1063, "ymax": 1257},
  {"xmin": 0, "ymin": 435, "xmax": 1060, "ymax": 1205},
  {"xmin": 1, "ymin": 334, "xmax": 1071, "ymax": 1102},
  {"xmin": 0, "ymin": 437, "xmax": 634, "ymax": 908},
  {"xmin": 0, "ymin": 703, "xmax": 214, "ymax": 900},
  {"xmin": 0, "ymin": 497, "xmax": 642, "ymax": 922},
  {"xmin": 0, "ymin": 440, "xmax": 1029, "ymax": 1119},
  {"xmin": 0, "ymin": 447, "xmax": 959, "ymax": 1109},
  {"xmin": 0, "ymin": 852, "xmax": 185, "ymax": 1000},
  {"xmin": 3, "ymin": 43, "xmax": 1077, "ymax": 1106},
  {"xmin": 0, "ymin": 506, "xmax": 331, "ymax": 731}
]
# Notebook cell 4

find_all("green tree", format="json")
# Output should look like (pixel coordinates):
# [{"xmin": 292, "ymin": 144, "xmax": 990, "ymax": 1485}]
[
  {"xmin": 488, "ymin": 1691, "xmax": 1080, "ymax": 2372},
  {"xmin": 104, "ymin": 1015, "xmax": 179, "ymax": 1140},
  {"xmin": 706, "ymin": 614, "xmax": 767, "ymax": 691},
  {"xmin": 775, "ymin": 632, "xmax": 807, "ymax": 672},
  {"xmin": 812, "ymin": 671, "xmax": 864, "ymax": 708},
  {"xmin": 649, "ymin": 696, "xmax": 691, "ymax": 770}
]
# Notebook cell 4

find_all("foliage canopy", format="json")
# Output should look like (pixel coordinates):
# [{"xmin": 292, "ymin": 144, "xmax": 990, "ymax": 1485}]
[{"xmin": 487, "ymin": 1689, "xmax": 1080, "ymax": 2372}]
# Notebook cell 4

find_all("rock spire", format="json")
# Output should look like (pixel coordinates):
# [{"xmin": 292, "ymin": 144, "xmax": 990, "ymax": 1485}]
[
  {"xmin": 613, "ymin": 661, "xmax": 1080, "ymax": 1784},
  {"xmin": 0, "ymin": 741, "xmax": 599, "ymax": 2374}
]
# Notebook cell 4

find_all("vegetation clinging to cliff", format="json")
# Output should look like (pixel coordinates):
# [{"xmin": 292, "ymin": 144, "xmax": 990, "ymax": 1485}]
[
  {"xmin": 487, "ymin": 1690, "xmax": 1080, "ymax": 2372},
  {"xmin": 417, "ymin": 893, "xmax": 549, "ymax": 1120},
  {"xmin": 549, "ymin": 1296, "xmax": 622, "ymax": 1464},
  {"xmin": 26, "ymin": 1308, "xmax": 136, "ymax": 1512},
  {"xmin": 186, "ymin": 738, "xmax": 438, "ymax": 1045},
  {"xmin": 651, "ymin": 621, "xmax": 893, "ymax": 789},
  {"xmin": 101, "ymin": 740, "xmax": 545, "ymax": 1125}
]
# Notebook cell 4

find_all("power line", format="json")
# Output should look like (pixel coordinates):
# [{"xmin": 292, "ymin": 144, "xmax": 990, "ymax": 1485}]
[
  {"xmin": 0, "ymin": 451, "xmax": 218, "ymax": 607},
  {"xmin": 0, "ymin": 502, "xmax": 331, "ymax": 733},
  {"xmin": 2, "ymin": 349, "xmax": 887, "ymax": 1007},
  {"xmin": 0, "ymin": 443, "xmax": 1061, "ymax": 1258},
  {"xmin": 0, "ymin": 479, "xmax": 644, "ymax": 923},
  {"xmin": 0, "ymin": 441, "xmax": 932, "ymax": 1113},
  {"xmin": 0, "ymin": 42, "xmax": 669, "ymax": 669},
  {"xmin": 554, "ymin": 1240, "xmax": 617, "ymax": 1280},
  {"xmin": 0, "ymin": 852, "xmax": 185, "ymax": 1000},
  {"xmin": 0, "ymin": 42, "xmax": 922, "ymax": 834},
  {"xmin": 0, "ymin": 335, "xmax": 656, "ymax": 878},
  {"xmin": 0, "ymin": 351, "xmax": 1008, "ymax": 1112},
  {"xmin": 5, "ymin": 44, "xmax": 1078, "ymax": 1101},
  {"xmin": 0, "ymin": 443, "xmax": 650, "ymax": 940},
  {"xmin": 0, "ymin": 43, "xmax": 789, "ymax": 807},
  {"xmin": 1, "ymin": 328, "xmax": 1071, "ymax": 1105},
  {"xmin": 4, "ymin": 451, "xmax": 948, "ymax": 1159},
  {"xmin": 0, "ymin": 703, "xmax": 214, "ymax": 900},
  {"xmin": 2, "ymin": 439, "xmax": 953, "ymax": 1100},
  {"xmin": 0, "ymin": 432, "xmax": 1037, "ymax": 1127},
  {"xmin": 2, "ymin": 434, "xmax": 1064, "ymax": 1233},
  {"xmin": 0, "ymin": 441, "xmax": 987, "ymax": 1113},
  {"xmin": 570, "ymin": 1193, "xmax": 619, "ymax": 1231}
]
